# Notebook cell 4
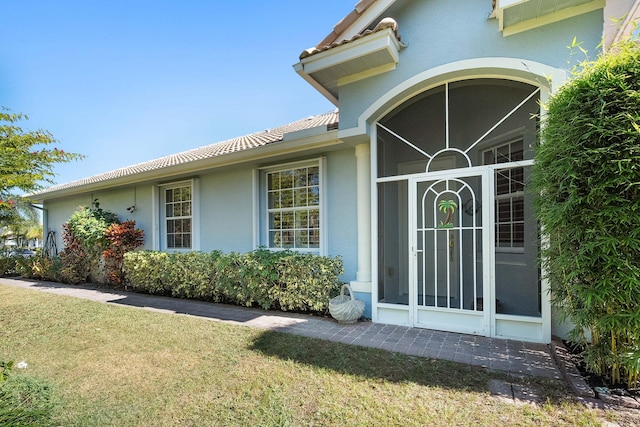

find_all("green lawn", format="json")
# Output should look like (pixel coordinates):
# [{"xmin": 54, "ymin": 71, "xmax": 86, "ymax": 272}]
[{"xmin": 0, "ymin": 285, "xmax": 623, "ymax": 426}]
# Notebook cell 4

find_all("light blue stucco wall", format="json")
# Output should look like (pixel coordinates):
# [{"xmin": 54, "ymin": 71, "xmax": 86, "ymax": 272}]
[
  {"xmin": 198, "ymin": 167, "xmax": 254, "ymax": 253},
  {"xmin": 324, "ymin": 147, "xmax": 358, "ymax": 281},
  {"xmin": 338, "ymin": 1, "xmax": 604, "ymax": 130},
  {"xmin": 43, "ymin": 145, "xmax": 359, "ymax": 283}
]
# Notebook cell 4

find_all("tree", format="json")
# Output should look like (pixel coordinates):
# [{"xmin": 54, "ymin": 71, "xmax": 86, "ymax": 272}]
[
  {"xmin": 0, "ymin": 108, "xmax": 83, "ymax": 238},
  {"xmin": 532, "ymin": 38, "xmax": 640, "ymax": 387},
  {"xmin": 0, "ymin": 197, "xmax": 42, "ymax": 251}
]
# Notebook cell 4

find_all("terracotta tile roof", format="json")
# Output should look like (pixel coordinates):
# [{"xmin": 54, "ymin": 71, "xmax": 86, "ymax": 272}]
[
  {"xmin": 315, "ymin": 0, "xmax": 378, "ymax": 48},
  {"xmin": 34, "ymin": 110, "xmax": 339, "ymax": 197},
  {"xmin": 300, "ymin": 17, "xmax": 400, "ymax": 60}
]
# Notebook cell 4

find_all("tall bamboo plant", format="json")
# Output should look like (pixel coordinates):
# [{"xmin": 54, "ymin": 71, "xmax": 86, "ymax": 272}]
[{"xmin": 533, "ymin": 37, "xmax": 640, "ymax": 387}]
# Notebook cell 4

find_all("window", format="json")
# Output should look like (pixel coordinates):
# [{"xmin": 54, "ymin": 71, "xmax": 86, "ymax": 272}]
[
  {"xmin": 265, "ymin": 163, "xmax": 321, "ymax": 251},
  {"xmin": 163, "ymin": 183, "xmax": 192, "ymax": 249},
  {"xmin": 484, "ymin": 140, "xmax": 525, "ymax": 248}
]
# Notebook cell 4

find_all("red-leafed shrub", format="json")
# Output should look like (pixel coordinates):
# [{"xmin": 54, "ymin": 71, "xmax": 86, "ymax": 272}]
[
  {"xmin": 60, "ymin": 222, "xmax": 88, "ymax": 284},
  {"xmin": 103, "ymin": 220, "xmax": 144, "ymax": 286}
]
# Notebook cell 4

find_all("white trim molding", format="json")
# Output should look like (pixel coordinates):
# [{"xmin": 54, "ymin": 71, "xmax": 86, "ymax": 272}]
[
  {"xmin": 350, "ymin": 143, "xmax": 372, "ymax": 293},
  {"xmin": 256, "ymin": 157, "xmax": 327, "ymax": 255},
  {"xmin": 339, "ymin": 57, "xmax": 566, "ymax": 142},
  {"xmin": 156, "ymin": 178, "xmax": 200, "ymax": 252}
]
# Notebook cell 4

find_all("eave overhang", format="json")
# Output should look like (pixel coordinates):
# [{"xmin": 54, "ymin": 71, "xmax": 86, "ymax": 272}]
[
  {"xmin": 294, "ymin": 20, "xmax": 404, "ymax": 106},
  {"xmin": 492, "ymin": 0, "xmax": 605, "ymax": 36}
]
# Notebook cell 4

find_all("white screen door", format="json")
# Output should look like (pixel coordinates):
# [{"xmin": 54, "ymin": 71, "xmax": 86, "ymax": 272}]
[{"xmin": 410, "ymin": 169, "xmax": 491, "ymax": 335}]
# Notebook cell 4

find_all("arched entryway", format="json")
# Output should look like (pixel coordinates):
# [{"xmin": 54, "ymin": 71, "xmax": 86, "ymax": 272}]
[{"xmin": 372, "ymin": 77, "xmax": 547, "ymax": 341}]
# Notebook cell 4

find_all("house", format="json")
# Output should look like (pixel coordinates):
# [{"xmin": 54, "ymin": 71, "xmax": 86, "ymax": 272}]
[{"xmin": 31, "ymin": 0, "xmax": 640, "ymax": 343}]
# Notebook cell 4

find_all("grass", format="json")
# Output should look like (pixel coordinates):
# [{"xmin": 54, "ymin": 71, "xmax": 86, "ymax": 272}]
[
  {"xmin": 0, "ymin": 372, "xmax": 56, "ymax": 426},
  {"xmin": 0, "ymin": 284, "xmax": 625, "ymax": 426}
]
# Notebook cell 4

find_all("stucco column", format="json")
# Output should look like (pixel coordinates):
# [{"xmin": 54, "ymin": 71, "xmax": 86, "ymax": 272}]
[{"xmin": 351, "ymin": 143, "xmax": 372, "ymax": 291}]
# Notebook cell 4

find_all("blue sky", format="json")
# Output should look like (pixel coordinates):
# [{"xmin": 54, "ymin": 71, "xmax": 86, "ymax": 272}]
[{"xmin": 2, "ymin": 1, "xmax": 353, "ymax": 186}]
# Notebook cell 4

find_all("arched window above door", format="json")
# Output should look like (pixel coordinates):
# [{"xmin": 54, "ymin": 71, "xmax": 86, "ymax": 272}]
[{"xmin": 376, "ymin": 79, "xmax": 539, "ymax": 178}]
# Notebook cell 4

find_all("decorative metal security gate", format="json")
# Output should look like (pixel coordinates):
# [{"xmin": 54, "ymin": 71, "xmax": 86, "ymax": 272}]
[{"xmin": 410, "ymin": 170, "xmax": 490, "ymax": 335}]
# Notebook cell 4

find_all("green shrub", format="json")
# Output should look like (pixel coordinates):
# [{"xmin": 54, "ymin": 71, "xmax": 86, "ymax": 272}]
[
  {"xmin": 0, "ymin": 257, "xmax": 17, "ymax": 276},
  {"xmin": 123, "ymin": 249, "xmax": 344, "ymax": 314},
  {"xmin": 123, "ymin": 251, "xmax": 174, "ymax": 295},
  {"xmin": 57, "ymin": 201, "xmax": 143, "ymax": 285},
  {"xmin": 271, "ymin": 251, "xmax": 345, "ymax": 312},
  {"xmin": 533, "ymin": 38, "xmax": 640, "ymax": 387},
  {"xmin": 165, "ymin": 251, "xmax": 221, "ymax": 300},
  {"xmin": 61, "ymin": 201, "xmax": 121, "ymax": 284},
  {"xmin": 14, "ymin": 255, "xmax": 62, "ymax": 282}
]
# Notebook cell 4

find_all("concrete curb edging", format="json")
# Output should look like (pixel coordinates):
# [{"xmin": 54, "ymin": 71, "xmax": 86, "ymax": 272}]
[
  {"xmin": 550, "ymin": 338, "xmax": 595, "ymax": 399},
  {"xmin": 551, "ymin": 338, "xmax": 640, "ymax": 411}
]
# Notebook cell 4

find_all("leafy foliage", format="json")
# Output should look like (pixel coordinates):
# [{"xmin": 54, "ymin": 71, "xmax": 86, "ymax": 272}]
[
  {"xmin": 61, "ymin": 201, "xmax": 121, "ymax": 284},
  {"xmin": 0, "ymin": 256, "xmax": 18, "ymax": 277},
  {"xmin": 124, "ymin": 249, "xmax": 344, "ymax": 313},
  {"xmin": 533, "ymin": 38, "xmax": 640, "ymax": 387},
  {"xmin": 13, "ymin": 254, "xmax": 63, "ymax": 282},
  {"xmin": 66, "ymin": 200, "xmax": 120, "ymax": 249},
  {"xmin": 0, "ymin": 109, "xmax": 82, "ymax": 249},
  {"xmin": 55, "ymin": 201, "xmax": 143, "ymax": 285},
  {"xmin": 0, "ymin": 108, "xmax": 81, "ymax": 192},
  {"xmin": 102, "ymin": 220, "xmax": 144, "ymax": 285},
  {"xmin": 0, "ymin": 108, "xmax": 83, "ymax": 195}
]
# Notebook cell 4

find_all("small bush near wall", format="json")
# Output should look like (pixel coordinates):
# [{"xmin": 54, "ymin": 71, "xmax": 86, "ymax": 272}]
[
  {"xmin": 14, "ymin": 255, "xmax": 63, "ymax": 282},
  {"xmin": 52, "ymin": 202, "xmax": 144, "ymax": 286},
  {"xmin": 0, "ymin": 255, "xmax": 62, "ymax": 281},
  {"xmin": 124, "ymin": 249, "xmax": 344, "ymax": 314},
  {"xmin": 61, "ymin": 201, "xmax": 121, "ymax": 284},
  {"xmin": 0, "ymin": 256, "xmax": 18, "ymax": 276},
  {"xmin": 102, "ymin": 220, "xmax": 145, "ymax": 286}
]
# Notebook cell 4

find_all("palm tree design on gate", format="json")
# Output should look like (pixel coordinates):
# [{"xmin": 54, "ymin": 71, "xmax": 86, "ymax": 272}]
[{"xmin": 437, "ymin": 199, "xmax": 457, "ymax": 228}]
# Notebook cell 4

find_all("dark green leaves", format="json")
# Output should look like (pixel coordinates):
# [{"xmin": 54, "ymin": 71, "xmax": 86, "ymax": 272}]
[{"xmin": 533, "ymin": 38, "xmax": 640, "ymax": 387}]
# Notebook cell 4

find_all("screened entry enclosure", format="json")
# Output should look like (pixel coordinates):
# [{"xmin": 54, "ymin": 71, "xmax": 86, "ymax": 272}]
[{"xmin": 374, "ymin": 79, "xmax": 546, "ymax": 341}]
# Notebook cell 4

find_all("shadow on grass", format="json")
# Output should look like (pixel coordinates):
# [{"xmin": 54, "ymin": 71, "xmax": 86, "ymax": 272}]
[
  {"xmin": 249, "ymin": 330, "xmax": 577, "ymax": 404},
  {"xmin": 249, "ymin": 329, "xmax": 498, "ymax": 392},
  {"xmin": 5, "ymin": 278, "xmax": 271, "ymax": 324}
]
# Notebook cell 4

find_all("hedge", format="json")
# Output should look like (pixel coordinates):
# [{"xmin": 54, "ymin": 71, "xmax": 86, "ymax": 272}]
[
  {"xmin": 123, "ymin": 249, "xmax": 344, "ymax": 313},
  {"xmin": 0, "ymin": 256, "xmax": 18, "ymax": 277},
  {"xmin": 533, "ymin": 38, "xmax": 640, "ymax": 387}
]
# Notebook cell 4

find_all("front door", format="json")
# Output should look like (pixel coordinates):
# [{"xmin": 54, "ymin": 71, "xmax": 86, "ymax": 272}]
[{"xmin": 410, "ymin": 169, "xmax": 490, "ymax": 335}]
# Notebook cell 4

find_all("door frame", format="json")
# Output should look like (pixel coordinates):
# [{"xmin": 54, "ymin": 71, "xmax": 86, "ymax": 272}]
[{"xmin": 369, "ymin": 71, "xmax": 556, "ymax": 342}]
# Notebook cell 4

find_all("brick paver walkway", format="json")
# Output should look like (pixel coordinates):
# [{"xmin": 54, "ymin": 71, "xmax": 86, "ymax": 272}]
[{"xmin": 0, "ymin": 277, "xmax": 561, "ymax": 379}]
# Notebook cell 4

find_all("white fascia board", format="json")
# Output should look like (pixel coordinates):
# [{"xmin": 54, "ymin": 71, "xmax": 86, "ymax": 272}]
[
  {"xmin": 298, "ymin": 28, "xmax": 400, "ymax": 76},
  {"xmin": 501, "ymin": 0, "xmax": 605, "ymax": 36},
  {"xmin": 33, "ymin": 131, "xmax": 342, "ymax": 201},
  {"xmin": 497, "ymin": 0, "xmax": 529, "ymax": 9},
  {"xmin": 293, "ymin": 62, "xmax": 339, "ymax": 105}
]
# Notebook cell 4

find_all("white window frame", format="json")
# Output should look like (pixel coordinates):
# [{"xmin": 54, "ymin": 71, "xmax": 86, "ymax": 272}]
[
  {"xmin": 254, "ymin": 158, "xmax": 326, "ymax": 255},
  {"xmin": 483, "ymin": 139, "xmax": 525, "ymax": 252},
  {"xmin": 153, "ymin": 178, "xmax": 200, "ymax": 251}
]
